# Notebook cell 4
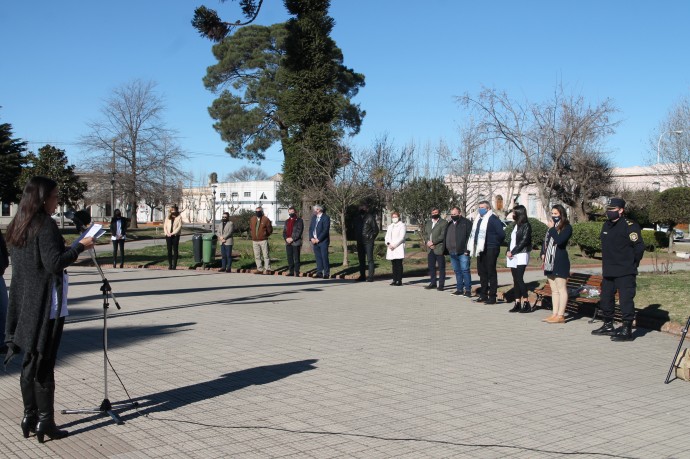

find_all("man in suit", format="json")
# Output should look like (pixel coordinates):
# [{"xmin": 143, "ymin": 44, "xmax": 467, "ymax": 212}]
[
  {"xmin": 425, "ymin": 207, "xmax": 448, "ymax": 291},
  {"xmin": 354, "ymin": 203, "xmax": 379, "ymax": 282},
  {"xmin": 467, "ymin": 200, "xmax": 506, "ymax": 304},
  {"xmin": 216, "ymin": 212, "xmax": 234, "ymax": 273},
  {"xmin": 309, "ymin": 204, "xmax": 330, "ymax": 278},
  {"xmin": 282, "ymin": 206, "xmax": 304, "ymax": 276}
]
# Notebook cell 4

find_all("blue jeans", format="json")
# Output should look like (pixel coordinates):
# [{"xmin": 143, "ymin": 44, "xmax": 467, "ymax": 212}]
[
  {"xmin": 449, "ymin": 252, "xmax": 472, "ymax": 292},
  {"xmin": 220, "ymin": 244, "xmax": 233, "ymax": 271},
  {"xmin": 0, "ymin": 277, "xmax": 7, "ymax": 343}
]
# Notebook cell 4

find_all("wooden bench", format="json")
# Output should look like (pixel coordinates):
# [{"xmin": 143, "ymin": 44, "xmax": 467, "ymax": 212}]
[{"xmin": 533, "ymin": 272, "xmax": 622, "ymax": 322}]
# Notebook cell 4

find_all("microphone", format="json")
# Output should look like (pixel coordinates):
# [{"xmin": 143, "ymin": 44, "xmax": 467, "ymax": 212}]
[{"xmin": 64, "ymin": 210, "xmax": 92, "ymax": 233}]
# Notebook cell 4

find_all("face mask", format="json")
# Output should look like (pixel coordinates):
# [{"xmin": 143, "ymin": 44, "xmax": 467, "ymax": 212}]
[
  {"xmin": 431, "ymin": 214, "xmax": 440, "ymax": 220},
  {"xmin": 256, "ymin": 211, "xmax": 263, "ymax": 218},
  {"xmin": 289, "ymin": 213, "xmax": 296, "ymax": 219},
  {"xmin": 552, "ymin": 216, "xmax": 561, "ymax": 223},
  {"xmin": 451, "ymin": 215, "xmax": 460, "ymax": 221},
  {"xmin": 606, "ymin": 210, "xmax": 619, "ymax": 221},
  {"xmin": 222, "ymin": 217, "xmax": 228, "ymax": 222},
  {"xmin": 391, "ymin": 217, "xmax": 399, "ymax": 223},
  {"xmin": 478, "ymin": 208, "xmax": 488, "ymax": 217}
]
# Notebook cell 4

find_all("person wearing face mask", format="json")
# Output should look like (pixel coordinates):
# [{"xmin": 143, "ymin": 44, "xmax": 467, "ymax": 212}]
[
  {"xmin": 282, "ymin": 206, "xmax": 304, "ymax": 276},
  {"xmin": 216, "ymin": 212, "xmax": 234, "ymax": 273},
  {"xmin": 309, "ymin": 204, "xmax": 330, "ymax": 278},
  {"xmin": 540, "ymin": 204, "xmax": 572, "ymax": 323},
  {"xmin": 467, "ymin": 201, "xmax": 505, "ymax": 304},
  {"xmin": 354, "ymin": 203, "xmax": 379, "ymax": 282},
  {"xmin": 249, "ymin": 205, "xmax": 273, "ymax": 274},
  {"xmin": 444, "ymin": 207, "xmax": 473, "ymax": 297},
  {"xmin": 424, "ymin": 207, "xmax": 448, "ymax": 291},
  {"xmin": 384, "ymin": 211, "xmax": 407, "ymax": 286},
  {"xmin": 506, "ymin": 205, "xmax": 532, "ymax": 313},
  {"xmin": 109, "ymin": 209, "xmax": 128, "ymax": 268},
  {"xmin": 164, "ymin": 205, "xmax": 182, "ymax": 270},
  {"xmin": 591, "ymin": 198, "xmax": 644, "ymax": 341}
]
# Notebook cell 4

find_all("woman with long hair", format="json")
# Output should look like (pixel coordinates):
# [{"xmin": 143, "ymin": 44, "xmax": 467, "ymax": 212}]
[
  {"xmin": 110, "ymin": 209, "xmax": 128, "ymax": 268},
  {"xmin": 164, "ymin": 205, "xmax": 182, "ymax": 270},
  {"xmin": 4, "ymin": 176, "xmax": 94, "ymax": 443},
  {"xmin": 540, "ymin": 204, "xmax": 573, "ymax": 323},
  {"xmin": 507, "ymin": 205, "xmax": 533, "ymax": 313}
]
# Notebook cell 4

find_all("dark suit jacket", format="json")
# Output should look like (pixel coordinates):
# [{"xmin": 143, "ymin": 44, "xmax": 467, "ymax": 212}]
[
  {"xmin": 424, "ymin": 218, "xmax": 448, "ymax": 255},
  {"xmin": 309, "ymin": 213, "xmax": 330, "ymax": 244},
  {"xmin": 282, "ymin": 217, "xmax": 304, "ymax": 246}
]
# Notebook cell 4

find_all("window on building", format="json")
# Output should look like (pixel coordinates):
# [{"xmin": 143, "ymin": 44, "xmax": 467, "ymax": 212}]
[
  {"xmin": 528, "ymin": 194, "xmax": 537, "ymax": 217},
  {"xmin": 243, "ymin": 192, "xmax": 251, "ymax": 198},
  {"xmin": 231, "ymin": 192, "xmax": 238, "ymax": 198},
  {"xmin": 2, "ymin": 202, "xmax": 10, "ymax": 216}
]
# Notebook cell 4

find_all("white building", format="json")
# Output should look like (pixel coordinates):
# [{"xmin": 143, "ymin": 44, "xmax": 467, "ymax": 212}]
[{"xmin": 178, "ymin": 174, "xmax": 287, "ymax": 226}]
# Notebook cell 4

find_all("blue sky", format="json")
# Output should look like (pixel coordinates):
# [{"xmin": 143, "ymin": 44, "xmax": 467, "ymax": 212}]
[{"xmin": 2, "ymin": 1, "xmax": 689, "ymax": 183}]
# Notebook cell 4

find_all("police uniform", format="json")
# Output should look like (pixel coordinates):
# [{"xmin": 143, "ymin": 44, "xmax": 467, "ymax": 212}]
[{"xmin": 592, "ymin": 197, "xmax": 645, "ymax": 341}]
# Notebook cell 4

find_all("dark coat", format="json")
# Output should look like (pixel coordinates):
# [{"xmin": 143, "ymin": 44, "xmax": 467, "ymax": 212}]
[
  {"xmin": 541, "ymin": 224, "xmax": 572, "ymax": 278},
  {"xmin": 282, "ymin": 217, "xmax": 304, "ymax": 247},
  {"xmin": 109, "ymin": 216, "xmax": 128, "ymax": 239},
  {"xmin": 444, "ymin": 217, "xmax": 472, "ymax": 255},
  {"xmin": 600, "ymin": 217, "xmax": 645, "ymax": 277},
  {"xmin": 5, "ymin": 215, "xmax": 85, "ymax": 359},
  {"xmin": 511, "ymin": 222, "xmax": 533, "ymax": 254},
  {"xmin": 0, "ymin": 228, "xmax": 8, "ymax": 276},
  {"xmin": 309, "ymin": 213, "xmax": 330, "ymax": 244},
  {"xmin": 354, "ymin": 213, "xmax": 379, "ymax": 243}
]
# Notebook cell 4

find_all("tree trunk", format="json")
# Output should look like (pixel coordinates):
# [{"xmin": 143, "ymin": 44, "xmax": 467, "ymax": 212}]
[
  {"xmin": 340, "ymin": 209, "xmax": 349, "ymax": 267},
  {"xmin": 301, "ymin": 196, "xmax": 313, "ymax": 254}
]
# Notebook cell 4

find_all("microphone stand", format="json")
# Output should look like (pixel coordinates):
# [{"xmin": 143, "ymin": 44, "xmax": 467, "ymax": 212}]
[
  {"xmin": 61, "ymin": 247, "xmax": 137, "ymax": 424},
  {"xmin": 665, "ymin": 314, "xmax": 690, "ymax": 384}
]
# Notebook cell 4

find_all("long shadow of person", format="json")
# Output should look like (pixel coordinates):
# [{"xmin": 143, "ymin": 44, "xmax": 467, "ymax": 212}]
[{"xmin": 61, "ymin": 359, "xmax": 319, "ymax": 435}]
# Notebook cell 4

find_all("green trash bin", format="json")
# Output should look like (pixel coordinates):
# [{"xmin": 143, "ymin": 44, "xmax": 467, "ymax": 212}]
[{"xmin": 202, "ymin": 233, "xmax": 218, "ymax": 264}]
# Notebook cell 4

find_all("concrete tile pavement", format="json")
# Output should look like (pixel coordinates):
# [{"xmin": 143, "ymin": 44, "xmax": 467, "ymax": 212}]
[{"xmin": 1, "ymin": 265, "xmax": 689, "ymax": 458}]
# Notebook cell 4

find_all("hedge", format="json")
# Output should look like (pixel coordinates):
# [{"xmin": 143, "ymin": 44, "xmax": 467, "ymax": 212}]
[{"xmin": 571, "ymin": 222, "xmax": 668, "ymax": 256}]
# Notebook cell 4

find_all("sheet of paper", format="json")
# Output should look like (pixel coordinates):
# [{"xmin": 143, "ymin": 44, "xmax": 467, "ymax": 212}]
[{"xmin": 71, "ymin": 223, "xmax": 103, "ymax": 248}]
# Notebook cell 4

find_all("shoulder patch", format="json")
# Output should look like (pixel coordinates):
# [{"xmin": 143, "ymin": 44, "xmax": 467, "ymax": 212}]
[
  {"xmin": 627, "ymin": 220, "xmax": 634, "ymax": 226},
  {"xmin": 630, "ymin": 232, "xmax": 639, "ymax": 242}
]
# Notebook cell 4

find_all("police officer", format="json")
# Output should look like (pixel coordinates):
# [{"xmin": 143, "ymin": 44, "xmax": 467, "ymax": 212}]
[{"xmin": 591, "ymin": 197, "xmax": 645, "ymax": 341}]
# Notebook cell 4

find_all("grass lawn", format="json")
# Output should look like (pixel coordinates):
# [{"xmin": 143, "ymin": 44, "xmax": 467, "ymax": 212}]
[{"xmin": 636, "ymin": 271, "xmax": 690, "ymax": 325}]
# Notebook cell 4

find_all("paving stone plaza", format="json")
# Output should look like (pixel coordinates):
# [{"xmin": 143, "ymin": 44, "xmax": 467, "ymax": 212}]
[{"xmin": 1, "ymin": 263, "xmax": 690, "ymax": 458}]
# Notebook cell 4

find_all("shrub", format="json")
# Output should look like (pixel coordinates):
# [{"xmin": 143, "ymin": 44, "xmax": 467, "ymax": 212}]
[
  {"xmin": 571, "ymin": 222, "xmax": 603, "ymax": 257},
  {"xmin": 640, "ymin": 230, "xmax": 669, "ymax": 251},
  {"xmin": 503, "ymin": 218, "xmax": 549, "ymax": 250}
]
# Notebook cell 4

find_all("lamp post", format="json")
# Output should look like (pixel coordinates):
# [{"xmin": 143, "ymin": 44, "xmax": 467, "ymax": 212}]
[
  {"xmin": 211, "ymin": 184, "xmax": 217, "ymax": 234},
  {"xmin": 656, "ymin": 129, "xmax": 684, "ymax": 186}
]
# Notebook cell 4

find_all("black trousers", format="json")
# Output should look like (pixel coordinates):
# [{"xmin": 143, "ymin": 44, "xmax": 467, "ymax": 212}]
[
  {"xmin": 357, "ymin": 240, "xmax": 375, "ymax": 279},
  {"xmin": 601, "ymin": 275, "xmax": 637, "ymax": 322},
  {"xmin": 112, "ymin": 239, "xmax": 125, "ymax": 266},
  {"xmin": 511, "ymin": 265, "xmax": 528, "ymax": 299},
  {"xmin": 21, "ymin": 318, "xmax": 64, "ymax": 386},
  {"xmin": 391, "ymin": 259, "xmax": 403, "ymax": 283},
  {"xmin": 427, "ymin": 251, "xmax": 446, "ymax": 288},
  {"xmin": 477, "ymin": 247, "xmax": 500, "ymax": 298},
  {"xmin": 286, "ymin": 244, "xmax": 301, "ymax": 274},
  {"xmin": 166, "ymin": 234, "xmax": 180, "ymax": 268}
]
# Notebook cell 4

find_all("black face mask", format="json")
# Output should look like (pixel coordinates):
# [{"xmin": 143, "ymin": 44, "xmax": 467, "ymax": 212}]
[
  {"xmin": 606, "ymin": 210, "xmax": 619, "ymax": 221},
  {"xmin": 256, "ymin": 211, "xmax": 263, "ymax": 218},
  {"xmin": 222, "ymin": 217, "xmax": 228, "ymax": 222},
  {"xmin": 288, "ymin": 213, "xmax": 295, "ymax": 219},
  {"xmin": 451, "ymin": 215, "xmax": 460, "ymax": 221},
  {"xmin": 552, "ymin": 216, "xmax": 561, "ymax": 223},
  {"xmin": 431, "ymin": 214, "xmax": 440, "ymax": 220}
]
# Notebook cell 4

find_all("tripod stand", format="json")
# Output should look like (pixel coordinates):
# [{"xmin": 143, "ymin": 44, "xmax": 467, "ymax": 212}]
[
  {"xmin": 665, "ymin": 314, "xmax": 690, "ymax": 384},
  {"xmin": 62, "ymin": 249, "xmax": 137, "ymax": 424}
]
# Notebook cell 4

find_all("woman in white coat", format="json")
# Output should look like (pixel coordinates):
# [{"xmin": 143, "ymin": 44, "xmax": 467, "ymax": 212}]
[{"xmin": 384, "ymin": 211, "xmax": 407, "ymax": 286}]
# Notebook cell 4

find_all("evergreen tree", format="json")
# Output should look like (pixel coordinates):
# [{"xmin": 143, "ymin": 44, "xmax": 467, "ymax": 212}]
[
  {"xmin": 18, "ymin": 145, "xmax": 87, "ymax": 208},
  {"xmin": 0, "ymin": 118, "xmax": 28, "ymax": 203}
]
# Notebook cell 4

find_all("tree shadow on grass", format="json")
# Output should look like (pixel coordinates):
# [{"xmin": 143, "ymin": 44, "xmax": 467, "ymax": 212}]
[{"xmin": 61, "ymin": 359, "xmax": 319, "ymax": 435}]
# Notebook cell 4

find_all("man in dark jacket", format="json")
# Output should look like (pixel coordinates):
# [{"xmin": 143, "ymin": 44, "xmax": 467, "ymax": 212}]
[
  {"xmin": 354, "ymin": 203, "xmax": 379, "ymax": 282},
  {"xmin": 282, "ymin": 206, "xmax": 304, "ymax": 276},
  {"xmin": 309, "ymin": 204, "xmax": 331, "ymax": 278},
  {"xmin": 591, "ymin": 197, "xmax": 645, "ymax": 341},
  {"xmin": 424, "ymin": 207, "xmax": 449, "ymax": 291},
  {"xmin": 445, "ymin": 207, "xmax": 473, "ymax": 296},
  {"xmin": 249, "ymin": 206, "xmax": 273, "ymax": 274},
  {"xmin": 467, "ymin": 200, "xmax": 506, "ymax": 304}
]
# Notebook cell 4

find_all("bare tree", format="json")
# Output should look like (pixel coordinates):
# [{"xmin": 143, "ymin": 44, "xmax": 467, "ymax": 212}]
[
  {"xmin": 226, "ymin": 166, "xmax": 269, "ymax": 182},
  {"xmin": 648, "ymin": 95, "xmax": 690, "ymax": 187},
  {"xmin": 459, "ymin": 85, "xmax": 619, "ymax": 217},
  {"xmin": 80, "ymin": 80, "xmax": 185, "ymax": 228}
]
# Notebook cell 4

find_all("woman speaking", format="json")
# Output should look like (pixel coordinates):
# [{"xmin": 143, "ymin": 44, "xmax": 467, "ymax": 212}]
[{"xmin": 4, "ymin": 176, "xmax": 94, "ymax": 443}]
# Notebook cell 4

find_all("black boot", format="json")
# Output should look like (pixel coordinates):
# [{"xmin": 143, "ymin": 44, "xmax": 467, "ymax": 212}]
[
  {"xmin": 34, "ymin": 382, "xmax": 68, "ymax": 443},
  {"xmin": 520, "ymin": 300, "xmax": 532, "ymax": 313},
  {"xmin": 20, "ymin": 377, "xmax": 37, "ymax": 438},
  {"xmin": 509, "ymin": 301, "xmax": 521, "ymax": 313},
  {"xmin": 591, "ymin": 320, "xmax": 616, "ymax": 336},
  {"xmin": 610, "ymin": 321, "xmax": 634, "ymax": 342}
]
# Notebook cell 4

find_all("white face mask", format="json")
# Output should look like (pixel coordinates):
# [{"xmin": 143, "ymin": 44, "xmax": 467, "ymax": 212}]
[{"xmin": 391, "ymin": 217, "xmax": 399, "ymax": 223}]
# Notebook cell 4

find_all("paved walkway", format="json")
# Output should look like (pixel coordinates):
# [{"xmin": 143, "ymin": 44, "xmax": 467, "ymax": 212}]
[{"xmin": 1, "ymin": 263, "xmax": 689, "ymax": 458}]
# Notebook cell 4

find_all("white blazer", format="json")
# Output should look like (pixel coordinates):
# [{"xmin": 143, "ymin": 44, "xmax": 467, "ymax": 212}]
[{"xmin": 384, "ymin": 221, "xmax": 407, "ymax": 260}]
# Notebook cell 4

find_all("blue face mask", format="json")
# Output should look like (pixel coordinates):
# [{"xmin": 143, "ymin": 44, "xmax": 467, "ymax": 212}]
[{"xmin": 478, "ymin": 208, "xmax": 488, "ymax": 217}]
